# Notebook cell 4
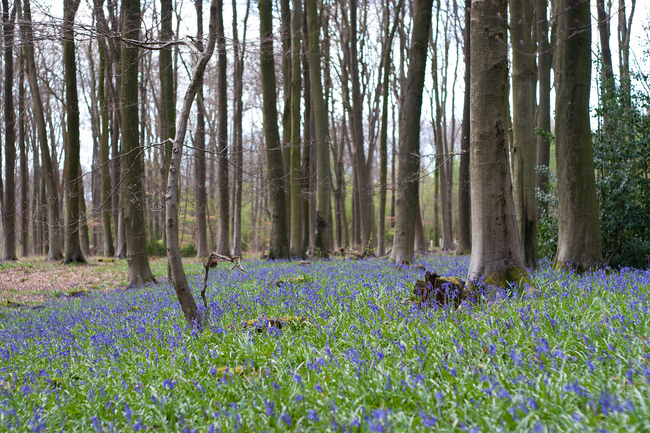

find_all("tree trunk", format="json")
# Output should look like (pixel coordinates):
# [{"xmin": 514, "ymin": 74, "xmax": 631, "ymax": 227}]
[
  {"xmin": 390, "ymin": 0, "xmax": 433, "ymax": 263},
  {"xmin": 215, "ymin": 0, "xmax": 230, "ymax": 256},
  {"xmin": 160, "ymin": 0, "xmax": 175, "ymax": 201},
  {"xmin": 167, "ymin": 0, "xmax": 218, "ymax": 327},
  {"xmin": 466, "ymin": 0, "xmax": 527, "ymax": 287},
  {"xmin": 536, "ymin": 0, "xmax": 551, "ymax": 217},
  {"xmin": 19, "ymin": 45, "xmax": 28, "ymax": 257},
  {"xmin": 121, "ymin": 0, "xmax": 155, "ymax": 284},
  {"xmin": 63, "ymin": 0, "xmax": 86, "ymax": 264},
  {"xmin": 98, "ymin": 37, "xmax": 114, "ymax": 256},
  {"xmin": 456, "ymin": 0, "xmax": 471, "ymax": 255},
  {"xmin": 596, "ymin": 0, "xmax": 614, "ymax": 132},
  {"xmin": 414, "ymin": 201, "xmax": 427, "ymax": 252},
  {"xmin": 617, "ymin": 0, "xmax": 635, "ymax": 106},
  {"xmin": 231, "ymin": 0, "xmax": 249, "ymax": 257},
  {"xmin": 78, "ymin": 163, "xmax": 91, "ymax": 257},
  {"xmin": 259, "ymin": 0, "xmax": 290, "ymax": 259},
  {"xmin": 510, "ymin": 0, "xmax": 538, "ymax": 267},
  {"xmin": 2, "ymin": 0, "xmax": 17, "ymax": 261},
  {"xmin": 554, "ymin": 0, "xmax": 602, "ymax": 271},
  {"xmin": 350, "ymin": 0, "xmax": 375, "ymax": 255},
  {"xmin": 305, "ymin": 0, "xmax": 332, "ymax": 258},
  {"xmin": 290, "ymin": 0, "xmax": 304, "ymax": 258},
  {"xmin": 378, "ymin": 1, "xmax": 402, "ymax": 257},
  {"xmin": 281, "ymin": 0, "xmax": 292, "ymax": 194},
  {"xmin": 194, "ymin": 0, "xmax": 208, "ymax": 257},
  {"xmin": 301, "ymin": 34, "xmax": 313, "ymax": 253},
  {"xmin": 21, "ymin": 0, "xmax": 63, "ymax": 261}
]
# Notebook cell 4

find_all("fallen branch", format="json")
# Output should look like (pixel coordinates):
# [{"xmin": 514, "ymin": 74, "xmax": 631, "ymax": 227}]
[{"xmin": 201, "ymin": 253, "xmax": 245, "ymax": 308}]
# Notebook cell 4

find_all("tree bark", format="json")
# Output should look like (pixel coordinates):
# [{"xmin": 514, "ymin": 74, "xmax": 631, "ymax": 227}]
[
  {"xmin": 259, "ymin": 0, "xmax": 290, "ymax": 259},
  {"xmin": 2, "ymin": 0, "xmax": 17, "ymax": 261},
  {"xmin": 536, "ymin": 0, "xmax": 551, "ymax": 217},
  {"xmin": 510, "ymin": 0, "xmax": 538, "ymax": 267},
  {"xmin": 98, "ymin": 34, "xmax": 114, "ymax": 257},
  {"xmin": 231, "ymin": 0, "xmax": 249, "ymax": 256},
  {"xmin": 350, "ymin": 0, "xmax": 375, "ymax": 255},
  {"xmin": 21, "ymin": 0, "xmax": 63, "ymax": 261},
  {"xmin": 378, "ymin": 0, "xmax": 403, "ymax": 257},
  {"xmin": 457, "ymin": 0, "xmax": 471, "ymax": 255},
  {"xmin": 305, "ymin": 0, "xmax": 332, "ymax": 258},
  {"xmin": 194, "ymin": 0, "xmax": 208, "ymax": 257},
  {"xmin": 281, "ymin": 0, "xmax": 292, "ymax": 191},
  {"xmin": 121, "ymin": 0, "xmax": 155, "ymax": 284},
  {"xmin": 63, "ymin": 0, "xmax": 86, "ymax": 264},
  {"xmin": 160, "ymin": 0, "xmax": 175, "ymax": 205},
  {"xmin": 19, "ymin": 43, "xmax": 28, "ymax": 257},
  {"xmin": 390, "ymin": 0, "xmax": 433, "ymax": 263},
  {"xmin": 466, "ymin": 0, "xmax": 527, "ymax": 287},
  {"xmin": 554, "ymin": 0, "xmax": 602, "ymax": 271},
  {"xmin": 289, "ymin": 0, "xmax": 304, "ymax": 258},
  {"xmin": 215, "ymin": 0, "xmax": 230, "ymax": 256},
  {"xmin": 167, "ymin": 0, "xmax": 218, "ymax": 327}
]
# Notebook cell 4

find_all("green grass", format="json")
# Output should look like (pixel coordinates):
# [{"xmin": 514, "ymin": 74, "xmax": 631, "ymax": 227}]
[{"xmin": 1, "ymin": 256, "xmax": 649, "ymax": 432}]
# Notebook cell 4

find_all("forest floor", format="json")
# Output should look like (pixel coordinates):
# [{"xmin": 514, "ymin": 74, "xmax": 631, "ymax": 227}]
[
  {"xmin": 2, "ymin": 256, "xmax": 649, "ymax": 431},
  {"xmin": 0, "ymin": 256, "xmax": 206, "ymax": 306}
]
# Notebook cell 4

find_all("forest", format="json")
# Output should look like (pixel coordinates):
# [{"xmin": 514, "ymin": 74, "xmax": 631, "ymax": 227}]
[
  {"xmin": 1, "ymin": 0, "xmax": 650, "ymax": 430},
  {"xmin": 0, "ymin": 0, "xmax": 648, "ymax": 278}
]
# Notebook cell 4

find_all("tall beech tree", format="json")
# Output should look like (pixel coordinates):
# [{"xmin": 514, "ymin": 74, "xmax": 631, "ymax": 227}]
[
  {"xmin": 349, "ymin": 0, "xmax": 375, "ymax": 255},
  {"xmin": 121, "ymin": 0, "xmax": 155, "ymax": 285},
  {"xmin": 194, "ymin": 0, "xmax": 208, "ymax": 257},
  {"xmin": 215, "ymin": 0, "xmax": 230, "ymax": 256},
  {"xmin": 289, "ymin": 0, "xmax": 304, "ymax": 257},
  {"xmin": 466, "ymin": 0, "xmax": 527, "ymax": 287},
  {"xmin": 2, "ymin": 0, "xmax": 17, "ymax": 261},
  {"xmin": 63, "ymin": 0, "xmax": 86, "ymax": 264},
  {"xmin": 305, "ymin": 0, "xmax": 332, "ymax": 257},
  {"xmin": 554, "ymin": 0, "xmax": 602, "ymax": 270},
  {"xmin": 390, "ymin": 0, "xmax": 433, "ymax": 263},
  {"xmin": 21, "ymin": 0, "xmax": 63, "ymax": 261},
  {"xmin": 167, "ymin": 0, "xmax": 218, "ymax": 327},
  {"xmin": 160, "ymin": 0, "xmax": 175, "ymax": 243},
  {"xmin": 536, "ymin": 0, "xmax": 551, "ymax": 215},
  {"xmin": 456, "ymin": 0, "xmax": 471, "ymax": 255},
  {"xmin": 231, "ymin": 0, "xmax": 249, "ymax": 256},
  {"xmin": 19, "ymin": 44, "xmax": 28, "ymax": 257},
  {"xmin": 510, "ymin": 0, "xmax": 538, "ymax": 267},
  {"xmin": 259, "ymin": 0, "xmax": 290, "ymax": 259},
  {"xmin": 378, "ymin": 0, "xmax": 403, "ymax": 257}
]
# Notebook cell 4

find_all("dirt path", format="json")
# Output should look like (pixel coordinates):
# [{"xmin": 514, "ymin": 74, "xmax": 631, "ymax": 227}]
[{"xmin": 0, "ymin": 257, "xmax": 178, "ymax": 305}]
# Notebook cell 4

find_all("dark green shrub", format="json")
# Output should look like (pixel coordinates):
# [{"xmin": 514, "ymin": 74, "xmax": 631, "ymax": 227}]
[
  {"xmin": 593, "ymin": 73, "xmax": 650, "ymax": 268},
  {"xmin": 180, "ymin": 244, "xmax": 197, "ymax": 257},
  {"xmin": 146, "ymin": 239, "xmax": 167, "ymax": 257}
]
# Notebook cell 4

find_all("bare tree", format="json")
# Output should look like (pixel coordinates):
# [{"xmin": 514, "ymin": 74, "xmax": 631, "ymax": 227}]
[
  {"xmin": 21, "ymin": 0, "xmax": 63, "ymax": 261},
  {"xmin": 305, "ymin": 0, "xmax": 332, "ymax": 257},
  {"xmin": 121, "ymin": 0, "xmax": 155, "ymax": 284},
  {"xmin": 259, "ymin": 0, "xmax": 290, "ymax": 259},
  {"xmin": 289, "ymin": 0, "xmax": 304, "ymax": 258},
  {"xmin": 63, "ymin": 0, "xmax": 86, "ymax": 264},
  {"xmin": 215, "ymin": 0, "xmax": 230, "ymax": 256},
  {"xmin": 390, "ymin": 0, "xmax": 434, "ymax": 263},
  {"xmin": 167, "ymin": 0, "xmax": 218, "ymax": 326},
  {"xmin": 2, "ymin": 0, "xmax": 17, "ymax": 261},
  {"xmin": 194, "ymin": 0, "xmax": 208, "ymax": 257}
]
